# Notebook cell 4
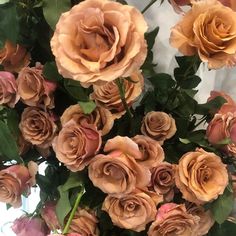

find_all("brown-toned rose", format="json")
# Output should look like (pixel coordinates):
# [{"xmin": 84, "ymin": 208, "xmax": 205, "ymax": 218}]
[
  {"xmin": 150, "ymin": 162, "xmax": 176, "ymax": 202},
  {"xmin": 51, "ymin": 0, "xmax": 147, "ymax": 87},
  {"xmin": 69, "ymin": 208, "xmax": 99, "ymax": 236},
  {"xmin": 19, "ymin": 107, "xmax": 57, "ymax": 147},
  {"xmin": 91, "ymin": 72, "xmax": 143, "ymax": 118},
  {"xmin": 0, "ymin": 165, "xmax": 33, "ymax": 208},
  {"xmin": 88, "ymin": 136, "xmax": 150, "ymax": 195},
  {"xmin": 170, "ymin": 0, "xmax": 236, "ymax": 69},
  {"xmin": 0, "ymin": 40, "xmax": 30, "ymax": 73},
  {"xmin": 186, "ymin": 203, "xmax": 214, "ymax": 236},
  {"xmin": 61, "ymin": 104, "xmax": 114, "ymax": 135},
  {"xmin": 208, "ymin": 90, "xmax": 235, "ymax": 105},
  {"xmin": 102, "ymin": 189, "xmax": 162, "ymax": 232},
  {"xmin": 132, "ymin": 135, "xmax": 164, "ymax": 169},
  {"xmin": 141, "ymin": 111, "xmax": 176, "ymax": 144},
  {"xmin": 0, "ymin": 71, "xmax": 19, "ymax": 108},
  {"xmin": 17, "ymin": 65, "xmax": 56, "ymax": 108},
  {"xmin": 207, "ymin": 112, "xmax": 236, "ymax": 157},
  {"xmin": 53, "ymin": 120, "xmax": 101, "ymax": 171},
  {"xmin": 175, "ymin": 148, "xmax": 228, "ymax": 204},
  {"xmin": 148, "ymin": 203, "xmax": 199, "ymax": 236}
]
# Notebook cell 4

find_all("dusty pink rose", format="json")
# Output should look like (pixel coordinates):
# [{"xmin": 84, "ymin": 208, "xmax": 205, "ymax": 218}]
[
  {"xmin": 51, "ymin": 0, "xmax": 147, "ymax": 87},
  {"xmin": 88, "ymin": 136, "xmax": 151, "ymax": 195},
  {"xmin": 208, "ymin": 91, "xmax": 235, "ymax": 105},
  {"xmin": 0, "ymin": 71, "xmax": 19, "ymax": 108},
  {"xmin": 53, "ymin": 120, "xmax": 101, "ymax": 171},
  {"xmin": 12, "ymin": 216, "xmax": 49, "ymax": 236},
  {"xmin": 0, "ymin": 40, "xmax": 30, "ymax": 73}
]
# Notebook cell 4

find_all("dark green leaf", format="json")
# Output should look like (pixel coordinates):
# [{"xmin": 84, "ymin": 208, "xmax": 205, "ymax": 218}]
[
  {"xmin": 207, "ymin": 221, "xmax": 236, "ymax": 236},
  {"xmin": 6, "ymin": 109, "xmax": 20, "ymax": 139},
  {"xmin": 148, "ymin": 73, "xmax": 176, "ymax": 89},
  {"xmin": 145, "ymin": 27, "xmax": 159, "ymax": 50},
  {"xmin": 178, "ymin": 75, "xmax": 201, "ymax": 89},
  {"xmin": 116, "ymin": 0, "xmax": 128, "ymax": 4},
  {"xmin": 43, "ymin": 61, "xmax": 63, "ymax": 82},
  {"xmin": 78, "ymin": 100, "xmax": 96, "ymax": 114}
]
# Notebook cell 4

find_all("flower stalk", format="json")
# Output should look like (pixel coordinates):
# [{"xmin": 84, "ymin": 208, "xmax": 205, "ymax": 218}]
[{"xmin": 142, "ymin": 0, "xmax": 159, "ymax": 14}]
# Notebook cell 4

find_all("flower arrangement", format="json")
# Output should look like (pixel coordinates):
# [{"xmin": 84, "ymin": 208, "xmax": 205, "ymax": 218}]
[{"xmin": 0, "ymin": 0, "xmax": 236, "ymax": 235}]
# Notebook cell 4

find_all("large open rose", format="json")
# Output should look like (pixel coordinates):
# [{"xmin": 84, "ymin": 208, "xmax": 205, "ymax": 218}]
[
  {"xmin": 50, "ymin": 0, "xmax": 147, "ymax": 87},
  {"xmin": 175, "ymin": 148, "xmax": 228, "ymax": 204},
  {"xmin": 170, "ymin": 0, "xmax": 236, "ymax": 69}
]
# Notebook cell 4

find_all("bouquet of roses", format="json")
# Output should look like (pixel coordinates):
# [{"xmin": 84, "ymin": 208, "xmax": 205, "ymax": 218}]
[{"xmin": 0, "ymin": 0, "xmax": 236, "ymax": 235}]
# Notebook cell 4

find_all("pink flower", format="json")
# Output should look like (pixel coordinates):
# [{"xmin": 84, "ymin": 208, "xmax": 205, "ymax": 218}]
[
  {"xmin": 156, "ymin": 203, "xmax": 178, "ymax": 221},
  {"xmin": 12, "ymin": 216, "xmax": 49, "ymax": 236}
]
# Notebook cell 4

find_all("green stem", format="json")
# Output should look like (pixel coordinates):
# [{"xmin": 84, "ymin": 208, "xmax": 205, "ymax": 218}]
[
  {"xmin": 193, "ymin": 116, "xmax": 207, "ymax": 129},
  {"xmin": 62, "ymin": 190, "xmax": 84, "ymax": 234},
  {"xmin": 142, "ymin": 0, "xmax": 158, "ymax": 14}
]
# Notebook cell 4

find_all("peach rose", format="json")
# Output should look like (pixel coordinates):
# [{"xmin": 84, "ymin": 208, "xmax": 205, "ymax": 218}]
[
  {"xmin": 102, "ymin": 189, "xmax": 162, "ymax": 232},
  {"xmin": 53, "ymin": 120, "xmax": 101, "ymax": 171},
  {"xmin": 51, "ymin": 0, "xmax": 147, "ymax": 87},
  {"xmin": 91, "ymin": 72, "xmax": 143, "ymax": 118},
  {"xmin": 170, "ymin": 0, "xmax": 236, "ymax": 69},
  {"xmin": 0, "ymin": 165, "xmax": 34, "ymax": 208},
  {"xmin": 148, "ymin": 203, "xmax": 199, "ymax": 236},
  {"xmin": 175, "ymin": 148, "xmax": 228, "ymax": 204},
  {"xmin": 19, "ymin": 107, "xmax": 57, "ymax": 147},
  {"xmin": 17, "ymin": 65, "xmax": 56, "ymax": 108},
  {"xmin": 88, "ymin": 136, "xmax": 150, "ymax": 195},
  {"xmin": 61, "ymin": 104, "xmax": 114, "ymax": 135},
  {"xmin": 69, "ymin": 208, "xmax": 99, "ymax": 236},
  {"xmin": 150, "ymin": 162, "xmax": 176, "ymax": 202},
  {"xmin": 0, "ymin": 71, "xmax": 19, "ymax": 108},
  {"xmin": 141, "ymin": 111, "xmax": 176, "ymax": 144},
  {"xmin": 186, "ymin": 203, "xmax": 215, "ymax": 236},
  {"xmin": 132, "ymin": 135, "xmax": 164, "ymax": 169},
  {"xmin": 0, "ymin": 40, "xmax": 30, "ymax": 73}
]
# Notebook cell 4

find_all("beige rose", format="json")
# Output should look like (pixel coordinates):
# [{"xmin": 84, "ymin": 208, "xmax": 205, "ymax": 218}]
[
  {"xmin": 88, "ymin": 136, "xmax": 150, "ymax": 195},
  {"xmin": 0, "ymin": 40, "xmax": 30, "ymax": 73},
  {"xmin": 69, "ymin": 208, "xmax": 99, "ymax": 236},
  {"xmin": 19, "ymin": 107, "xmax": 57, "ymax": 147},
  {"xmin": 0, "ymin": 165, "xmax": 33, "ymax": 208},
  {"xmin": 53, "ymin": 120, "xmax": 101, "ymax": 171},
  {"xmin": 17, "ymin": 65, "xmax": 56, "ymax": 108},
  {"xmin": 186, "ymin": 203, "xmax": 215, "ymax": 236},
  {"xmin": 0, "ymin": 71, "xmax": 19, "ymax": 108},
  {"xmin": 61, "ymin": 104, "xmax": 114, "ymax": 136},
  {"xmin": 132, "ymin": 135, "xmax": 164, "ymax": 169},
  {"xmin": 150, "ymin": 162, "xmax": 176, "ymax": 202},
  {"xmin": 51, "ymin": 0, "xmax": 147, "ymax": 87},
  {"xmin": 91, "ymin": 72, "xmax": 143, "ymax": 118},
  {"xmin": 170, "ymin": 0, "xmax": 236, "ymax": 69},
  {"xmin": 175, "ymin": 148, "xmax": 228, "ymax": 204},
  {"xmin": 102, "ymin": 189, "xmax": 162, "ymax": 232},
  {"xmin": 148, "ymin": 203, "xmax": 199, "ymax": 236},
  {"xmin": 141, "ymin": 111, "xmax": 176, "ymax": 143}
]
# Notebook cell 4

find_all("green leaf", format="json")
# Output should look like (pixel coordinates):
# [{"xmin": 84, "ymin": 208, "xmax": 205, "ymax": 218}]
[
  {"xmin": 148, "ymin": 73, "xmax": 176, "ymax": 90},
  {"xmin": 178, "ymin": 75, "xmax": 201, "ymax": 89},
  {"xmin": 0, "ymin": 0, "xmax": 9, "ymax": 4},
  {"xmin": 116, "ymin": 0, "xmax": 128, "ymax": 4},
  {"xmin": 145, "ymin": 27, "xmax": 159, "ymax": 50},
  {"xmin": 0, "ymin": 120, "xmax": 22, "ymax": 163},
  {"xmin": 43, "ymin": 61, "xmax": 63, "ymax": 82},
  {"xmin": 211, "ymin": 187, "xmax": 234, "ymax": 224},
  {"xmin": 6, "ymin": 109, "xmax": 20, "ymax": 139},
  {"xmin": 207, "ymin": 221, "xmax": 236, "ymax": 236},
  {"xmin": 78, "ymin": 100, "xmax": 96, "ymax": 114},
  {"xmin": 43, "ymin": 0, "xmax": 71, "ymax": 30}
]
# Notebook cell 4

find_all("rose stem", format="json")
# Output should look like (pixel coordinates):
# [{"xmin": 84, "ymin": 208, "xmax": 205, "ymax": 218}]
[
  {"xmin": 142, "ymin": 0, "xmax": 158, "ymax": 14},
  {"xmin": 116, "ymin": 78, "xmax": 133, "ymax": 119},
  {"xmin": 62, "ymin": 189, "xmax": 84, "ymax": 234}
]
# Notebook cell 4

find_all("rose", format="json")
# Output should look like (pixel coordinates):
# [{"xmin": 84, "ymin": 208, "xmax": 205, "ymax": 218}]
[
  {"xmin": 132, "ymin": 135, "xmax": 164, "ymax": 169},
  {"xmin": 17, "ymin": 65, "xmax": 56, "ymax": 108},
  {"xmin": 0, "ymin": 40, "xmax": 30, "ymax": 73},
  {"xmin": 0, "ymin": 165, "xmax": 35, "ymax": 208},
  {"xmin": 206, "ymin": 112, "xmax": 236, "ymax": 156},
  {"xmin": 69, "ymin": 208, "xmax": 99, "ymax": 236},
  {"xmin": 91, "ymin": 72, "xmax": 144, "ymax": 118},
  {"xmin": 12, "ymin": 216, "xmax": 49, "ymax": 236},
  {"xmin": 88, "ymin": 136, "xmax": 150, "ymax": 195},
  {"xmin": 48, "ymin": 234, "xmax": 81, "ymax": 236},
  {"xmin": 141, "ymin": 111, "xmax": 176, "ymax": 144},
  {"xmin": 51, "ymin": 0, "xmax": 147, "ymax": 87},
  {"xmin": 148, "ymin": 203, "xmax": 199, "ymax": 236},
  {"xmin": 175, "ymin": 148, "xmax": 228, "ymax": 204},
  {"xmin": 170, "ymin": 0, "xmax": 236, "ymax": 69},
  {"xmin": 102, "ymin": 189, "xmax": 162, "ymax": 232},
  {"xmin": 0, "ymin": 71, "xmax": 19, "ymax": 108},
  {"xmin": 41, "ymin": 201, "xmax": 61, "ymax": 231},
  {"xmin": 53, "ymin": 120, "xmax": 101, "ymax": 171},
  {"xmin": 19, "ymin": 107, "xmax": 57, "ymax": 147},
  {"xmin": 150, "ymin": 162, "xmax": 176, "ymax": 202},
  {"xmin": 61, "ymin": 104, "xmax": 114, "ymax": 135}
]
